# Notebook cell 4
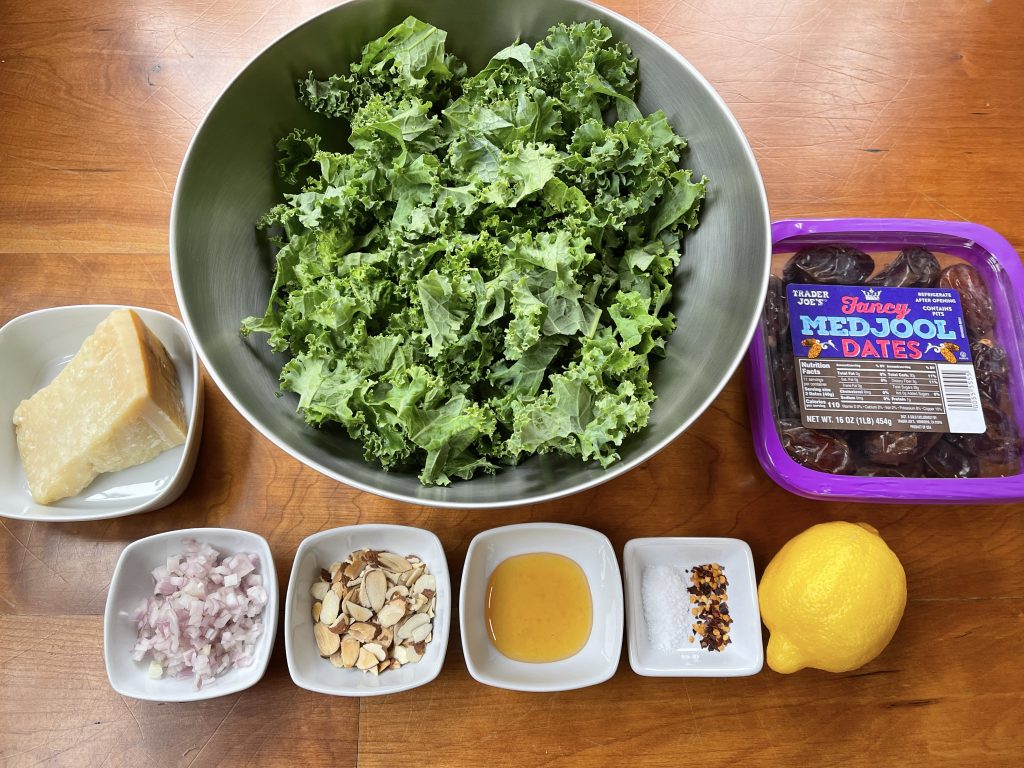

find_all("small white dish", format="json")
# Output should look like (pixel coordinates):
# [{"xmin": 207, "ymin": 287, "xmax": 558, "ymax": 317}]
[
  {"xmin": 624, "ymin": 537, "xmax": 763, "ymax": 677},
  {"xmin": 0, "ymin": 304, "xmax": 203, "ymax": 522},
  {"xmin": 103, "ymin": 528, "xmax": 278, "ymax": 702},
  {"xmin": 284, "ymin": 524, "xmax": 450, "ymax": 697},
  {"xmin": 460, "ymin": 523, "xmax": 623, "ymax": 692}
]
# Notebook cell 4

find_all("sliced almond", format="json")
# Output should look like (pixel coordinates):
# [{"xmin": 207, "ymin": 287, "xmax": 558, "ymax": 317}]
[
  {"xmin": 341, "ymin": 635, "xmax": 360, "ymax": 668},
  {"xmin": 345, "ymin": 601, "xmax": 373, "ymax": 622},
  {"xmin": 386, "ymin": 585, "xmax": 410, "ymax": 600},
  {"xmin": 344, "ymin": 551, "xmax": 368, "ymax": 581},
  {"xmin": 396, "ymin": 613, "xmax": 430, "ymax": 641},
  {"xmin": 377, "ymin": 599, "xmax": 407, "ymax": 628},
  {"xmin": 329, "ymin": 649, "xmax": 346, "ymax": 668},
  {"xmin": 409, "ymin": 622, "xmax": 432, "ymax": 643},
  {"xmin": 364, "ymin": 569, "xmax": 388, "ymax": 613},
  {"xmin": 320, "ymin": 590, "xmax": 341, "ymax": 625},
  {"xmin": 401, "ymin": 563, "xmax": 425, "ymax": 587},
  {"xmin": 348, "ymin": 622, "xmax": 377, "ymax": 643},
  {"xmin": 315, "ymin": 548, "xmax": 437, "ymax": 677},
  {"xmin": 356, "ymin": 647, "xmax": 379, "ymax": 670},
  {"xmin": 377, "ymin": 552, "xmax": 413, "ymax": 573},
  {"xmin": 310, "ymin": 581, "xmax": 331, "ymax": 601},
  {"xmin": 314, "ymin": 622, "xmax": 341, "ymax": 657},
  {"xmin": 363, "ymin": 642, "xmax": 386, "ymax": 662},
  {"xmin": 402, "ymin": 642, "xmax": 423, "ymax": 663},
  {"xmin": 412, "ymin": 574, "xmax": 436, "ymax": 595}
]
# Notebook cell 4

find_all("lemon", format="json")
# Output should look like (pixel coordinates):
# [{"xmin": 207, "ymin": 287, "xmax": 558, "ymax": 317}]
[{"xmin": 758, "ymin": 521, "xmax": 906, "ymax": 674}]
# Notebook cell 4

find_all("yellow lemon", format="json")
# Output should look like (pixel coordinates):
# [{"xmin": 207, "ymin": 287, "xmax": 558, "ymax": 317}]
[{"xmin": 758, "ymin": 521, "xmax": 906, "ymax": 674}]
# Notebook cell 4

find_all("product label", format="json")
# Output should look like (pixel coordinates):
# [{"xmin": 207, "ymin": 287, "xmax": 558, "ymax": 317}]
[{"xmin": 787, "ymin": 284, "xmax": 985, "ymax": 433}]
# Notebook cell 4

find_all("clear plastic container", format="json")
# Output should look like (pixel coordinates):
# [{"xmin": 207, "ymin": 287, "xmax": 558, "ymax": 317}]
[{"xmin": 746, "ymin": 218, "xmax": 1024, "ymax": 503}]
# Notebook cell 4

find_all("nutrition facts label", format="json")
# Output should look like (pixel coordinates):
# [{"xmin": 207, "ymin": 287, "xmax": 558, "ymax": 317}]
[{"xmin": 796, "ymin": 359, "xmax": 986, "ymax": 433}]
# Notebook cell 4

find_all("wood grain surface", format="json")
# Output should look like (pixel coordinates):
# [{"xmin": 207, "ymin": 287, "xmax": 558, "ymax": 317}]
[{"xmin": 2, "ymin": 0, "xmax": 1023, "ymax": 765}]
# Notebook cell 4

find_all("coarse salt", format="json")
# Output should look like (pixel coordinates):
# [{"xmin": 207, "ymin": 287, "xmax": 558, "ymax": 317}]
[{"xmin": 641, "ymin": 564, "xmax": 692, "ymax": 652}]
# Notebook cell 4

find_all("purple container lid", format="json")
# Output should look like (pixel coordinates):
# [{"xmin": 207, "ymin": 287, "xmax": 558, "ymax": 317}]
[{"xmin": 746, "ymin": 218, "xmax": 1024, "ymax": 504}]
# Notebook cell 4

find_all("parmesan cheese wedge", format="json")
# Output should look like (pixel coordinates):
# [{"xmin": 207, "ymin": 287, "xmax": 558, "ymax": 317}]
[{"xmin": 12, "ymin": 309, "xmax": 187, "ymax": 504}]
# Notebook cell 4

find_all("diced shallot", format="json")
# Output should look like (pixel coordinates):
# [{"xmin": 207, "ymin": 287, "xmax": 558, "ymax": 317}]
[{"xmin": 132, "ymin": 539, "xmax": 267, "ymax": 690}]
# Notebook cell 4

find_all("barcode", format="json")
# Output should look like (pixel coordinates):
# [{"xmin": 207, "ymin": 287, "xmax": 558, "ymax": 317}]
[{"xmin": 939, "ymin": 367, "xmax": 979, "ymax": 410}]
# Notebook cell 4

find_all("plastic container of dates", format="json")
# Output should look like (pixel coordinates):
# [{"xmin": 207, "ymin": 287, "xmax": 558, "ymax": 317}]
[{"xmin": 746, "ymin": 218, "xmax": 1024, "ymax": 503}]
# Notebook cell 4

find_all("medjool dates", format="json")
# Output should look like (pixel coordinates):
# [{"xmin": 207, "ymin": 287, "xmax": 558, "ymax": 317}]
[
  {"xmin": 867, "ymin": 246, "xmax": 940, "ymax": 288},
  {"xmin": 771, "ymin": 354, "xmax": 800, "ymax": 419},
  {"xmin": 764, "ymin": 275, "xmax": 790, "ymax": 352},
  {"xmin": 779, "ymin": 420, "xmax": 855, "ymax": 474},
  {"xmin": 938, "ymin": 264, "xmax": 994, "ymax": 339},
  {"xmin": 782, "ymin": 245, "xmax": 875, "ymax": 285},
  {"xmin": 971, "ymin": 340, "xmax": 1010, "ymax": 402},
  {"xmin": 923, "ymin": 439, "xmax": 980, "ymax": 478},
  {"xmin": 948, "ymin": 397, "xmax": 1022, "ymax": 465},
  {"xmin": 862, "ymin": 430, "xmax": 941, "ymax": 466}
]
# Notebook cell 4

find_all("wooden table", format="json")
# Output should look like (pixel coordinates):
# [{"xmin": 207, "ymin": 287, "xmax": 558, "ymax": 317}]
[{"xmin": 2, "ymin": 0, "xmax": 1022, "ymax": 765}]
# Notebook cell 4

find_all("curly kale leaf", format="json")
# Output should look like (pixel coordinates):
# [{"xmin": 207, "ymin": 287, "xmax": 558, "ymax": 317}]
[{"xmin": 243, "ymin": 17, "xmax": 707, "ymax": 485}]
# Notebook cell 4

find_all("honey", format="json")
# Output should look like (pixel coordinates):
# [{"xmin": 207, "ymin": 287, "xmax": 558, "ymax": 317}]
[{"xmin": 484, "ymin": 552, "xmax": 592, "ymax": 663}]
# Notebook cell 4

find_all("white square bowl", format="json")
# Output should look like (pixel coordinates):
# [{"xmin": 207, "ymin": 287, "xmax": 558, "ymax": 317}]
[
  {"xmin": 284, "ymin": 524, "xmax": 451, "ymax": 696},
  {"xmin": 460, "ymin": 523, "xmax": 623, "ymax": 692},
  {"xmin": 103, "ymin": 528, "xmax": 278, "ymax": 702},
  {"xmin": 624, "ymin": 537, "xmax": 763, "ymax": 677},
  {"xmin": 0, "ymin": 304, "xmax": 203, "ymax": 522}
]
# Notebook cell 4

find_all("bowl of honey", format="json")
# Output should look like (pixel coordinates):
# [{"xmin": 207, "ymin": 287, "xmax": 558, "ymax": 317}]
[{"xmin": 459, "ymin": 523, "xmax": 623, "ymax": 692}]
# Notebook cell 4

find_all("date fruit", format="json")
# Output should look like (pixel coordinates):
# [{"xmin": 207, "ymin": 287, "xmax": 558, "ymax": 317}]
[
  {"xmin": 862, "ymin": 430, "xmax": 941, "ymax": 466},
  {"xmin": 867, "ymin": 246, "xmax": 940, "ymax": 288},
  {"xmin": 971, "ymin": 340, "xmax": 1009, "ymax": 403},
  {"xmin": 948, "ymin": 398, "xmax": 1022, "ymax": 465},
  {"xmin": 782, "ymin": 245, "xmax": 875, "ymax": 285},
  {"xmin": 764, "ymin": 275, "xmax": 790, "ymax": 352},
  {"xmin": 938, "ymin": 263, "xmax": 994, "ymax": 339},
  {"xmin": 771, "ymin": 354, "xmax": 800, "ymax": 419},
  {"xmin": 923, "ymin": 439, "xmax": 980, "ymax": 479},
  {"xmin": 779, "ymin": 420, "xmax": 855, "ymax": 474}
]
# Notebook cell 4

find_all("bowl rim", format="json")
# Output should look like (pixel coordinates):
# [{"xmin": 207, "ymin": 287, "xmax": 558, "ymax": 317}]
[
  {"xmin": 458, "ymin": 522, "xmax": 623, "ymax": 691},
  {"xmin": 0, "ymin": 303, "xmax": 203, "ymax": 522},
  {"xmin": 102, "ymin": 527, "xmax": 278, "ymax": 702},
  {"xmin": 169, "ymin": 0, "xmax": 772, "ymax": 508},
  {"xmin": 283, "ymin": 523, "xmax": 451, "ymax": 696}
]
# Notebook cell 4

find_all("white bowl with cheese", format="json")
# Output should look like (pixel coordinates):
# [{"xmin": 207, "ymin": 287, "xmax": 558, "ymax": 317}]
[{"xmin": 0, "ymin": 304, "xmax": 203, "ymax": 521}]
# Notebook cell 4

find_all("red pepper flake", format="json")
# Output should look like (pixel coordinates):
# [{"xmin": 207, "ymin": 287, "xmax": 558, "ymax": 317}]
[{"xmin": 687, "ymin": 563, "xmax": 732, "ymax": 652}]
